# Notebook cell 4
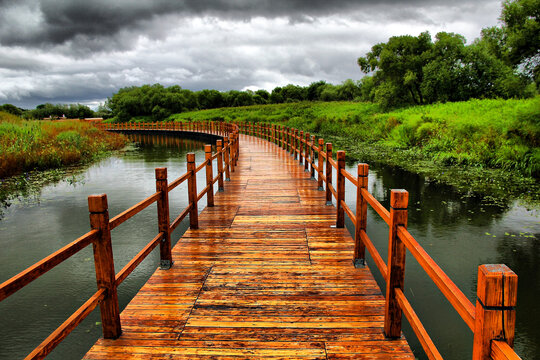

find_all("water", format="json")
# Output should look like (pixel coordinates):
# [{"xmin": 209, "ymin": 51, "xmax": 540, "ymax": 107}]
[
  {"xmin": 0, "ymin": 132, "xmax": 218, "ymax": 359},
  {"xmin": 0, "ymin": 133, "xmax": 538, "ymax": 359},
  {"xmin": 338, "ymin": 163, "xmax": 539, "ymax": 360}
]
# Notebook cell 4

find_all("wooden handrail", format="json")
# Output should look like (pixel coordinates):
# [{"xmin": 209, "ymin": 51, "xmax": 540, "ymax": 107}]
[
  {"xmin": 491, "ymin": 341, "xmax": 522, "ymax": 360},
  {"xmin": 109, "ymin": 192, "xmax": 160, "ymax": 230},
  {"xmin": 0, "ymin": 230, "xmax": 98, "ymax": 302},
  {"xmin": 25, "ymin": 288, "xmax": 106, "ymax": 360},
  {"xmin": 115, "ymin": 232, "xmax": 163, "ymax": 286},
  {"xmin": 0, "ymin": 121, "xmax": 240, "ymax": 360},
  {"xmin": 243, "ymin": 121, "xmax": 521, "ymax": 360},
  {"xmin": 397, "ymin": 226, "xmax": 476, "ymax": 331},
  {"xmin": 395, "ymin": 288, "xmax": 443, "ymax": 360}
]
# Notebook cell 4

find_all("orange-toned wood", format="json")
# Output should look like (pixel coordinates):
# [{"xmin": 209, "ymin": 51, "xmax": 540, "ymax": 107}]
[
  {"xmin": 299, "ymin": 130, "xmax": 304, "ymax": 165},
  {"xmin": 310, "ymin": 135, "xmax": 316, "ymax": 179},
  {"xmin": 0, "ymin": 230, "xmax": 97, "ymax": 302},
  {"xmin": 155, "ymin": 168, "xmax": 172, "ymax": 269},
  {"xmin": 167, "ymin": 172, "xmax": 190, "ymax": 192},
  {"xmin": 109, "ymin": 192, "xmax": 160, "ymax": 230},
  {"xmin": 384, "ymin": 189, "xmax": 408, "ymax": 338},
  {"xmin": 336, "ymin": 150, "xmax": 346, "ymax": 228},
  {"xmin": 395, "ymin": 288, "xmax": 443, "ymax": 360},
  {"xmin": 230, "ymin": 134, "xmax": 236, "ymax": 173},
  {"xmin": 216, "ymin": 140, "xmax": 225, "ymax": 191},
  {"xmin": 360, "ymin": 229, "xmax": 388, "ymax": 279},
  {"xmin": 472, "ymin": 264, "xmax": 518, "ymax": 360},
  {"xmin": 170, "ymin": 204, "xmax": 192, "ymax": 232},
  {"xmin": 317, "ymin": 138, "xmax": 324, "ymax": 190},
  {"xmin": 361, "ymin": 188, "xmax": 391, "ymax": 224},
  {"xmin": 186, "ymin": 153, "xmax": 199, "ymax": 229},
  {"xmin": 204, "ymin": 145, "xmax": 215, "ymax": 207},
  {"xmin": 491, "ymin": 340, "xmax": 522, "ymax": 360},
  {"xmin": 355, "ymin": 164, "xmax": 368, "ymax": 266},
  {"xmin": 397, "ymin": 226, "xmax": 475, "ymax": 330},
  {"xmin": 305, "ymin": 132, "xmax": 310, "ymax": 172},
  {"xmin": 223, "ymin": 137, "xmax": 231, "ymax": 181},
  {"xmin": 341, "ymin": 168, "xmax": 357, "ymax": 186},
  {"xmin": 85, "ymin": 133, "xmax": 415, "ymax": 360},
  {"xmin": 115, "ymin": 232, "xmax": 163, "ymax": 286},
  {"xmin": 325, "ymin": 143, "xmax": 333, "ymax": 205},
  {"xmin": 27, "ymin": 288, "xmax": 106, "ymax": 360},
  {"xmin": 88, "ymin": 194, "xmax": 122, "ymax": 339}
]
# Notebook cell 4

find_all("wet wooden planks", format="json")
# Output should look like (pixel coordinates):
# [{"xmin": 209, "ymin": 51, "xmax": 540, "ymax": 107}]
[{"xmin": 84, "ymin": 134, "xmax": 414, "ymax": 359}]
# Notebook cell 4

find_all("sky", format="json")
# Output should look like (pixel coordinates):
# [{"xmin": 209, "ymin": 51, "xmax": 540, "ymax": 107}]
[{"xmin": 0, "ymin": 0, "xmax": 504, "ymax": 109}]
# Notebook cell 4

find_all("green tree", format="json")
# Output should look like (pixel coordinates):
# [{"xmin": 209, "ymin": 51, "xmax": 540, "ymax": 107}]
[
  {"xmin": 501, "ymin": 0, "xmax": 540, "ymax": 84},
  {"xmin": 358, "ymin": 31, "xmax": 433, "ymax": 107}
]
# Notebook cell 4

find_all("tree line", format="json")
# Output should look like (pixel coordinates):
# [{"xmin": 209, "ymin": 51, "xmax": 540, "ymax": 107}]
[
  {"xmin": 1, "ymin": 0, "xmax": 537, "ymax": 121},
  {"xmin": 357, "ymin": 0, "xmax": 538, "ymax": 108},
  {"xmin": 0, "ymin": 103, "xmax": 98, "ymax": 119},
  {"xmin": 106, "ymin": 80, "xmax": 363, "ymax": 122}
]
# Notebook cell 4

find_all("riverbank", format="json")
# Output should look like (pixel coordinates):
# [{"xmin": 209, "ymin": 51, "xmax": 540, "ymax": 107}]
[
  {"xmin": 166, "ymin": 98, "xmax": 539, "ymax": 204},
  {"xmin": 0, "ymin": 112, "xmax": 127, "ymax": 179}
]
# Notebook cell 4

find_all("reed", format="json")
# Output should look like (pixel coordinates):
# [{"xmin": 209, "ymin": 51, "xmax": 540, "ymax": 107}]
[{"xmin": 0, "ymin": 112, "xmax": 127, "ymax": 178}]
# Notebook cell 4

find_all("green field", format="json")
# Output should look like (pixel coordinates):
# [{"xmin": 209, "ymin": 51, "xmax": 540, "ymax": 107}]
[
  {"xmin": 0, "ymin": 112, "xmax": 127, "ymax": 178},
  {"xmin": 166, "ymin": 97, "xmax": 539, "ymax": 201}
]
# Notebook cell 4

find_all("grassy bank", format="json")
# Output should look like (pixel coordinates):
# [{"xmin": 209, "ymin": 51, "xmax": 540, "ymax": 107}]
[
  {"xmin": 0, "ymin": 112, "xmax": 127, "ymax": 178},
  {"xmin": 168, "ymin": 97, "xmax": 539, "ymax": 201}
]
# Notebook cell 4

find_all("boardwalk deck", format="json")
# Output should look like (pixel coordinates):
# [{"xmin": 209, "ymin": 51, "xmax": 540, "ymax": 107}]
[{"xmin": 84, "ymin": 134, "xmax": 415, "ymax": 359}]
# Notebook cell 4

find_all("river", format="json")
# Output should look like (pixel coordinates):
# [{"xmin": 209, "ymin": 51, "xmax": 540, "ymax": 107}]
[{"xmin": 0, "ymin": 132, "xmax": 538, "ymax": 359}]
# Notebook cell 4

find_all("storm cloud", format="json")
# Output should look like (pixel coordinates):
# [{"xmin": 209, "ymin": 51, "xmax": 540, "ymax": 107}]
[{"xmin": 0, "ymin": 0, "xmax": 503, "ymax": 108}]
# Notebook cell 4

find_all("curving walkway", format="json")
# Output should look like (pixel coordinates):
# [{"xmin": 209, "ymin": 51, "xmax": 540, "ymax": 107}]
[{"xmin": 84, "ymin": 134, "xmax": 414, "ymax": 359}]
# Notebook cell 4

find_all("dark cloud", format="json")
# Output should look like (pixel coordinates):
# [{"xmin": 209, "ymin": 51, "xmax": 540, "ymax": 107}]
[
  {"xmin": 0, "ymin": 0, "xmax": 496, "ymax": 48},
  {"xmin": 0, "ymin": 0, "xmax": 502, "ymax": 108}
]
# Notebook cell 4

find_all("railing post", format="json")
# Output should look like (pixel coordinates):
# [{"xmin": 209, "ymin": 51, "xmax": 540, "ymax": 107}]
[
  {"xmin": 216, "ymin": 140, "xmax": 224, "ymax": 191},
  {"xmin": 318, "ymin": 139, "xmax": 324, "ymax": 190},
  {"xmin": 336, "ymin": 150, "xmax": 345, "ymax": 228},
  {"xmin": 310, "ymin": 135, "xmax": 316, "ymax": 179},
  {"xmin": 223, "ymin": 137, "xmax": 231, "ymax": 181},
  {"xmin": 305, "ymin": 133, "xmax": 310, "ymax": 172},
  {"xmin": 230, "ymin": 134, "xmax": 236, "ymax": 173},
  {"xmin": 155, "ymin": 168, "xmax": 172, "ymax": 269},
  {"xmin": 187, "ymin": 153, "xmax": 199, "ymax": 229},
  {"xmin": 294, "ymin": 129, "xmax": 299, "ymax": 160},
  {"xmin": 472, "ymin": 264, "xmax": 518, "ymax": 360},
  {"xmin": 325, "ymin": 143, "xmax": 333, "ymax": 205},
  {"xmin": 205, "ymin": 145, "xmax": 214, "ymax": 207},
  {"xmin": 384, "ymin": 189, "xmax": 408, "ymax": 338},
  {"xmin": 299, "ymin": 131, "xmax": 304, "ymax": 165},
  {"xmin": 354, "ymin": 164, "xmax": 368, "ymax": 267},
  {"xmin": 87, "ymin": 194, "xmax": 121, "ymax": 339}
]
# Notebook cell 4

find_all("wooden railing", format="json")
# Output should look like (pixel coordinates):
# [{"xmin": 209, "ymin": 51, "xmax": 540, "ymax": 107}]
[
  {"xmin": 0, "ymin": 121, "xmax": 239, "ymax": 360},
  {"xmin": 239, "ymin": 121, "xmax": 521, "ymax": 360}
]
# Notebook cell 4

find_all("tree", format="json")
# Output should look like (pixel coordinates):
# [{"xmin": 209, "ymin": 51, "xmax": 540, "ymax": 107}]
[
  {"xmin": 500, "ymin": 0, "xmax": 540, "ymax": 84},
  {"xmin": 337, "ymin": 79, "xmax": 361, "ymax": 100},
  {"xmin": 307, "ymin": 81, "xmax": 327, "ymax": 101},
  {"xmin": 0, "ymin": 104, "xmax": 23, "ymax": 116},
  {"xmin": 358, "ymin": 31, "xmax": 433, "ymax": 107}
]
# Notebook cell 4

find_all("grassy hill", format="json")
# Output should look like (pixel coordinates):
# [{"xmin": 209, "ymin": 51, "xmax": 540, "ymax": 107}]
[{"xmin": 167, "ymin": 97, "xmax": 539, "ymax": 201}]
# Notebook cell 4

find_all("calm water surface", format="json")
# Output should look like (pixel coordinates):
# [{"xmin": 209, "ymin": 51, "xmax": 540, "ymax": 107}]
[{"xmin": 0, "ymin": 133, "xmax": 538, "ymax": 359}]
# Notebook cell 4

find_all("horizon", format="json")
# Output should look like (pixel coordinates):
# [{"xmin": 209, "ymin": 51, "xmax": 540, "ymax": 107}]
[{"xmin": 0, "ymin": 0, "xmax": 503, "ymax": 109}]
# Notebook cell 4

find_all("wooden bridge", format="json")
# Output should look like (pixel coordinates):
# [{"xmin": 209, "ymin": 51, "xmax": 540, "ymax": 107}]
[{"xmin": 0, "ymin": 121, "xmax": 521, "ymax": 360}]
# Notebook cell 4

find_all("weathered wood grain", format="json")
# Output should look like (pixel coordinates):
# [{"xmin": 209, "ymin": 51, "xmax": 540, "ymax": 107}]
[{"xmin": 84, "ymin": 133, "xmax": 414, "ymax": 359}]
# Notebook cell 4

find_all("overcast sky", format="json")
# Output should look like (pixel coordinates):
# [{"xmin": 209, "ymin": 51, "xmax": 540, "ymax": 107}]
[{"xmin": 0, "ymin": 0, "xmax": 503, "ymax": 109}]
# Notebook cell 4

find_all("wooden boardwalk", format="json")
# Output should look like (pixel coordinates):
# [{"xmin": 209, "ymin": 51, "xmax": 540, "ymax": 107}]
[{"xmin": 84, "ymin": 134, "xmax": 414, "ymax": 359}]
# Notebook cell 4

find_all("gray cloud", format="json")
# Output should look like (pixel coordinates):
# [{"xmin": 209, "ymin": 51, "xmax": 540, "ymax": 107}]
[
  {"xmin": 0, "ymin": 0, "xmax": 503, "ymax": 108},
  {"xmin": 1, "ymin": 0, "xmax": 498, "ymax": 48}
]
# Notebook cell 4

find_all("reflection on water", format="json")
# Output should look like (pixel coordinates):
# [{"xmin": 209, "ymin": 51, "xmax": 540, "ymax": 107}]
[
  {"xmin": 341, "ymin": 163, "xmax": 539, "ymax": 360},
  {"xmin": 0, "ymin": 133, "xmax": 537, "ymax": 359},
  {"xmin": 0, "ymin": 133, "xmax": 215, "ymax": 360}
]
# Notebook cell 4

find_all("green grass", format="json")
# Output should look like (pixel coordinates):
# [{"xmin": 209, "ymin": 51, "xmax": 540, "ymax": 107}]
[
  {"xmin": 0, "ymin": 112, "xmax": 127, "ymax": 178},
  {"xmin": 169, "ymin": 97, "xmax": 539, "ymax": 178}
]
